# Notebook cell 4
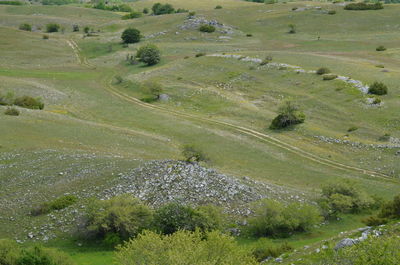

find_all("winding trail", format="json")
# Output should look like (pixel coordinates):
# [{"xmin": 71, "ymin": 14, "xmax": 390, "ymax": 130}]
[{"xmin": 67, "ymin": 39, "xmax": 393, "ymax": 180}]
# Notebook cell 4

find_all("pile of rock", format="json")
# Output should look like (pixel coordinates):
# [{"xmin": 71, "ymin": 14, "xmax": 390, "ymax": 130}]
[{"xmin": 103, "ymin": 160, "xmax": 304, "ymax": 213}]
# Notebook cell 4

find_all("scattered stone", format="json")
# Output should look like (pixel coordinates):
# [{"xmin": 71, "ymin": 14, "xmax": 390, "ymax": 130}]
[{"xmin": 334, "ymin": 238, "xmax": 356, "ymax": 250}]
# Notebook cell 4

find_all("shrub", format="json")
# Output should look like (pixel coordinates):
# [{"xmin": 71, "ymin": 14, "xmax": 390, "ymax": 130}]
[
  {"xmin": 195, "ymin": 52, "xmax": 206, "ymax": 57},
  {"xmin": 81, "ymin": 195, "xmax": 153, "ymax": 243},
  {"xmin": 344, "ymin": 2, "xmax": 383, "ymax": 10},
  {"xmin": 143, "ymin": 7, "xmax": 149, "ymax": 14},
  {"xmin": 270, "ymin": 101, "xmax": 305, "ymax": 129},
  {"xmin": 136, "ymin": 44, "xmax": 161, "ymax": 66},
  {"xmin": 322, "ymin": 74, "xmax": 337, "ymax": 80},
  {"xmin": 121, "ymin": 28, "xmax": 141, "ymax": 44},
  {"xmin": 72, "ymin": 24, "xmax": 79, "ymax": 32},
  {"xmin": 376, "ymin": 64, "xmax": 385, "ymax": 68},
  {"xmin": 188, "ymin": 11, "xmax": 196, "ymax": 17},
  {"xmin": 4, "ymin": 107, "xmax": 19, "ymax": 116},
  {"xmin": 182, "ymin": 145, "xmax": 207, "ymax": 163},
  {"xmin": 0, "ymin": 91, "xmax": 15, "ymax": 106},
  {"xmin": 175, "ymin": 8, "xmax": 188, "ymax": 13},
  {"xmin": 368, "ymin": 82, "xmax": 388, "ymax": 95},
  {"xmin": 378, "ymin": 133, "xmax": 390, "ymax": 141},
  {"xmin": 215, "ymin": 5, "xmax": 222, "ymax": 9},
  {"xmin": 376, "ymin": 45, "xmax": 386, "ymax": 51},
  {"xmin": 46, "ymin": 23, "xmax": 60, "ymax": 33},
  {"xmin": 116, "ymin": 230, "xmax": 257, "ymax": 265},
  {"xmin": 153, "ymin": 203, "xmax": 197, "ymax": 234},
  {"xmin": 378, "ymin": 194, "xmax": 400, "ymax": 219},
  {"xmin": 14, "ymin": 96, "xmax": 44, "ymax": 110},
  {"xmin": 84, "ymin": 26, "xmax": 90, "ymax": 34},
  {"xmin": 316, "ymin": 67, "xmax": 330, "ymax": 75},
  {"xmin": 347, "ymin": 126, "xmax": 358, "ymax": 132},
  {"xmin": 252, "ymin": 239, "xmax": 292, "ymax": 262},
  {"xmin": 141, "ymin": 81, "xmax": 163, "ymax": 100},
  {"xmin": 328, "ymin": 10, "xmax": 336, "ymax": 14},
  {"xmin": 288, "ymin": 23, "xmax": 296, "ymax": 34},
  {"xmin": 318, "ymin": 181, "xmax": 374, "ymax": 218},
  {"xmin": 152, "ymin": 3, "xmax": 175, "ymax": 15},
  {"xmin": 42, "ymin": 34, "xmax": 49, "ymax": 39},
  {"xmin": 199, "ymin": 24, "xmax": 215, "ymax": 33},
  {"xmin": 0, "ymin": 241, "xmax": 75, "ymax": 265},
  {"xmin": 246, "ymin": 33, "xmax": 253, "ymax": 37},
  {"xmin": 19, "ymin": 23, "xmax": 31, "ymax": 31},
  {"xmin": 0, "ymin": 1, "xmax": 23, "ymax": 5},
  {"xmin": 260, "ymin": 55, "xmax": 272, "ymax": 65},
  {"xmin": 31, "ymin": 195, "xmax": 77, "ymax": 216},
  {"xmin": 122, "ymin": 11, "xmax": 142, "ymax": 20},
  {"xmin": 246, "ymin": 199, "xmax": 322, "ymax": 238}
]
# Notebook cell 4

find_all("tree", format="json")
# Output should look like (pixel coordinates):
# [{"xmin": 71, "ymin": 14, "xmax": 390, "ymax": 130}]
[
  {"xmin": 121, "ymin": 28, "xmax": 141, "ymax": 44},
  {"xmin": 368, "ymin": 82, "xmax": 388, "ymax": 95},
  {"xmin": 115, "ymin": 230, "xmax": 258, "ymax": 265},
  {"xmin": 270, "ymin": 101, "xmax": 305, "ymax": 129},
  {"xmin": 81, "ymin": 195, "xmax": 154, "ymax": 244},
  {"xmin": 288, "ymin": 23, "xmax": 296, "ymax": 34},
  {"xmin": 152, "ymin": 3, "xmax": 175, "ymax": 15},
  {"xmin": 136, "ymin": 44, "xmax": 161, "ymax": 66}
]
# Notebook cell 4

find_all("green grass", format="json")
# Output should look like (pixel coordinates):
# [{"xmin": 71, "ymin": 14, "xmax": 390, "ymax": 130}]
[{"xmin": 1, "ymin": 1, "xmax": 400, "ymax": 263}]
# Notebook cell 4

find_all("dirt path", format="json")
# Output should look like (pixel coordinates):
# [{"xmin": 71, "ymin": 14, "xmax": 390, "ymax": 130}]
[{"xmin": 67, "ymin": 39, "xmax": 393, "ymax": 180}]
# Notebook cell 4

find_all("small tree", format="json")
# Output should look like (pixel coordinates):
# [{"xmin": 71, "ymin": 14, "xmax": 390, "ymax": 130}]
[
  {"xmin": 84, "ymin": 26, "xmax": 90, "ymax": 34},
  {"xmin": 72, "ymin": 24, "xmax": 79, "ymax": 32},
  {"xmin": 19, "ymin": 23, "xmax": 31, "ymax": 31},
  {"xmin": 46, "ymin": 23, "xmax": 60, "ymax": 33},
  {"xmin": 288, "ymin": 23, "xmax": 296, "ymax": 34},
  {"xmin": 368, "ymin": 82, "xmax": 388, "ymax": 95},
  {"xmin": 121, "ymin": 28, "xmax": 141, "ymax": 44},
  {"xmin": 270, "ymin": 101, "xmax": 305, "ymax": 129},
  {"xmin": 199, "ymin": 24, "xmax": 216, "ymax": 33},
  {"xmin": 316, "ymin": 67, "xmax": 330, "ymax": 75},
  {"xmin": 143, "ymin": 7, "xmax": 149, "ymax": 14},
  {"xmin": 136, "ymin": 44, "xmax": 161, "ymax": 66},
  {"xmin": 4, "ymin": 107, "xmax": 20, "ymax": 116},
  {"xmin": 182, "ymin": 145, "xmax": 207, "ymax": 163}
]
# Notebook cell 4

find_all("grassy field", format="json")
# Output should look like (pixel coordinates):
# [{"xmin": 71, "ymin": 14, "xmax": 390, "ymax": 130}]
[{"xmin": 1, "ymin": 0, "xmax": 400, "ymax": 264}]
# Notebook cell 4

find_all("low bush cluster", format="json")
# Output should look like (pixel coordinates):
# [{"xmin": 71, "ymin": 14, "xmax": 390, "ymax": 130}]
[
  {"xmin": 376, "ymin": 45, "xmax": 387, "ymax": 51},
  {"xmin": 318, "ymin": 181, "xmax": 375, "ymax": 218},
  {"xmin": 4, "ymin": 107, "xmax": 19, "ymax": 116},
  {"xmin": 368, "ymin": 81, "xmax": 388, "ymax": 95},
  {"xmin": 0, "ymin": 1, "xmax": 23, "ymax": 5},
  {"xmin": 152, "ymin": 3, "xmax": 175, "ymax": 15},
  {"xmin": 246, "ymin": 199, "xmax": 322, "ymax": 237},
  {"xmin": 0, "ymin": 239, "xmax": 75, "ymax": 265},
  {"xmin": 122, "ymin": 11, "xmax": 142, "ymax": 20},
  {"xmin": 270, "ymin": 101, "xmax": 305, "ymax": 129},
  {"xmin": 316, "ymin": 67, "xmax": 330, "ymax": 75},
  {"xmin": 14, "ymin": 96, "xmax": 44, "ymax": 110},
  {"xmin": 182, "ymin": 145, "xmax": 208, "ymax": 163},
  {"xmin": 80, "ymin": 195, "xmax": 226, "ymax": 246},
  {"xmin": 364, "ymin": 194, "xmax": 400, "ymax": 226},
  {"xmin": 199, "ymin": 24, "xmax": 216, "ymax": 33},
  {"xmin": 31, "ymin": 195, "xmax": 78, "ymax": 216},
  {"xmin": 252, "ymin": 239, "xmax": 292, "ymax": 262},
  {"xmin": 46, "ymin": 23, "xmax": 60, "ymax": 33},
  {"xmin": 344, "ymin": 2, "xmax": 384, "ymax": 10},
  {"xmin": 19, "ymin": 23, "xmax": 32, "ymax": 31},
  {"xmin": 42, "ymin": 0, "xmax": 77, "ymax": 5},
  {"xmin": 322, "ymin": 74, "xmax": 337, "ymax": 80},
  {"xmin": 93, "ymin": 1, "xmax": 132, "ymax": 12},
  {"xmin": 116, "ymin": 230, "xmax": 257, "ymax": 265}
]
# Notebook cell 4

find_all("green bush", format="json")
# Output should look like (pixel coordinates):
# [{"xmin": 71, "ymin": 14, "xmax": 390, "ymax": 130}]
[
  {"xmin": 347, "ymin": 126, "xmax": 358, "ymax": 132},
  {"xmin": 368, "ymin": 81, "xmax": 388, "ymax": 95},
  {"xmin": 246, "ymin": 33, "xmax": 253, "ymax": 37},
  {"xmin": 288, "ymin": 23, "xmax": 296, "ymax": 34},
  {"xmin": 182, "ymin": 145, "xmax": 208, "ymax": 163},
  {"xmin": 344, "ymin": 2, "xmax": 383, "ymax": 10},
  {"xmin": 322, "ymin": 74, "xmax": 337, "ymax": 80},
  {"xmin": 122, "ymin": 11, "xmax": 142, "ymax": 20},
  {"xmin": 141, "ymin": 81, "xmax": 163, "ymax": 101},
  {"xmin": 121, "ymin": 28, "xmax": 141, "ymax": 44},
  {"xmin": 82, "ymin": 195, "xmax": 153, "ymax": 243},
  {"xmin": 153, "ymin": 203, "xmax": 225, "ymax": 235},
  {"xmin": 152, "ymin": 3, "xmax": 175, "ymax": 15},
  {"xmin": 378, "ymin": 194, "xmax": 400, "ymax": 219},
  {"xmin": 199, "ymin": 24, "xmax": 216, "ymax": 33},
  {"xmin": 31, "ymin": 195, "xmax": 78, "ymax": 216},
  {"xmin": 42, "ymin": 34, "xmax": 49, "ymax": 40},
  {"xmin": 0, "ymin": 1, "xmax": 23, "ymax": 5},
  {"xmin": 260, "ymin": 55, "xmax": 272, "ymax": 65},
  {"xmin": 270, "ymin": 101, "xmax": 305, "ymax": 129},
  {"xmin": 143, "ymin": 7, "xmax": 149, "ymax": 14},
  {"xmin": 19, "ymin": 23, "xmax": 32, "ymax": 31},
  {"xmin": 246, "ymin": 199, "xmax": 322, "ymax": 238},
  {"xmin": 4, "ymin": 107, "xmax": 20, "ymax": 116},
  {"xmin": 328, "ymin": 10, "xmax": 336, "ymax": 15},
  {"xmin": 0, "ymin": 91, "xmax": 15, "ymax": 106},
  {"xmin": 136, "ymin": 44, "xmax": 161, "ymax": 66},
  {"xmin": 195, "ymin": 52, "xmax": 206, "ymax": 57},
  {"xmin": 14, "ymin": 96, "xmax": 44, "ymax": 110},
  {"xmin": 318, "ymin": 181, "xmax": 374, "ymax": 218},
  {"xmin": 376, "ymin": 45, "xmax": 386, "ymax": 51},
  {"xmin": 362, "ymin": 215, "xmax": 388, "ymax": 226},
  {"xmin": 72, "ymin": 24, "xmax": 79, "ymax": 32},
  {"xmin": 316, "ymin": 67, "xmax": 330, "ymax": 75},
  {"xmin": 0, "ymin": 240, "xmax": 75, "ymax": 265},
  {"xmin": 215, "ymin": 5, "xmax": 222, "ymax": 9},
  {"xmin": 115, "ymin": 230, "xmax": 257, "ymax": 265},
  {"xmin": 46, "ymin": 23, "xmax": 60, "ymax": 33}
]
